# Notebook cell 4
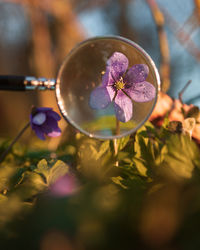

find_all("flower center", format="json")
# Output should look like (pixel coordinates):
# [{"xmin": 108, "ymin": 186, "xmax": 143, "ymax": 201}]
[
  {"xmin": 114, "ymin": 79, "xmax": 125, "ymax": 90},
  {"xmin": 32, "ymin": 112, "xmax": 46, "ymax": 125}
]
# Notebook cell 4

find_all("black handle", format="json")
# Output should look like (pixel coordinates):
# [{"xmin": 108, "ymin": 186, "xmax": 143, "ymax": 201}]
[
  {"xmin": 0, "ymin": 75, "xmax": 26, "ymax": 91},
  {"xmin": 0, "ymin": 75, "xmax": 56, "ymax": 91}
]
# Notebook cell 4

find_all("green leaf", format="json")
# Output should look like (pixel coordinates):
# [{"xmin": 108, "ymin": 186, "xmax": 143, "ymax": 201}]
[
  {"xmin": 134, "ymin": 133, "xmax": 154, "ymax": 166},
  {"xmin": 119, "ymin": 174, "xmax": 147, "ymax": 190},
  {"xmin": 35, "ymin": 159, "xmax": 69, "ymax": 186},
  {"xmin": 133, "ymin": 124, "xmax": 168, "ymax": 177},
  {"xmin": 155, "ymin": 144, "xmax": 167, "ymax": 165},
  {"xmin": 35, "ymin": 159, "xmax": 49, "ymax": 181},
  {"xmin": 134, "ymin": 158, "xmax": 147, "ymax": 177},
  {"xmin": 9, "ymin": 167, "xmax": 27, "ymax": 188},
  {"xmin": 112, "ymin": 176, "xmax": 128, "ymax": 189},
  {"xmin": 116, "ymin": 136, "xmax": 130, "ymax": 151},
  {"xmin": 117, "ymin": 152, "xmax": 132, "ymax": 164},
  {"xmin": 47, "ymin": 160, "xmax": 69, "ymax": 185},
  {"xmin": 162, "ymin": 134, "xmax": 200, "ymax": 179},
  {"xmin": 13, "ymin": 171, "xmax": 47, "ymax": 200},
  {"xmin": 96, "ymin": 140, "xmax": 110, "ymax": 160}
]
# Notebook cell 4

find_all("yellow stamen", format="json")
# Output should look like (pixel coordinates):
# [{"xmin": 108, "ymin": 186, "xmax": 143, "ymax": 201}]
[{"xmin": 115, "ymin": 80, "xmax": 125, "ymax": 90}]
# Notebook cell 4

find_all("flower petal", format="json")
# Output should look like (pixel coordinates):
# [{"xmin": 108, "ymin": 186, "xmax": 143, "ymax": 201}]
[
  {"xmin": 106, "ymin": 52, "xmax": 128, "ymax": 82},
  {"xmin": 89, "ymin": 86, "xmax": 115, "ymax": 109},
  {"xmin": 36, "ymin": 107, "xmax": 52, "ymax": 112},
  {"xmin": 125, "ymin": 81, "xmax": 156, "ymax": 102},
  {"xmin": 47, "ymin": 110, "xmax": 61, "ymax": 121},
  {"xmin": 42, "ymin": 117, "xmax": 59, "ymax": 133},
  {"xmin": 30, "ymin": 107, "xmax": 61, "ymax": 140},
  {"xmin": 32, "ymin": 112, "xmax": 46, "ymax": 125},
  {"xmin": 124, "ymin": 64, "xmax": 149, "ymax": 84},
  {"xmin": 102, "ymin": 69, "xmax": 115, "ymax": 86},
  {"xmin": 114, "ymin": 90, "xmax": 133, "ymax": 123},
  {"xmin": 47, "ymin": 127, "xmax": 61, "ymax": 137},
  {"xmin": 33, "ymin": 126, "xmax": 46, "ymax": 140}
]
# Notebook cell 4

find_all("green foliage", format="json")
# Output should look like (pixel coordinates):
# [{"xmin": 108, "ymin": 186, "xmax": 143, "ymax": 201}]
[
  {"xmin": 161, "ymin": 134, "xmax": 200, "ymax": 179},
  {"xmin": 35, "ymin": 159, "xmax": 69, "ymax": 185},
  {"xmin": 1, "ymin": 119, "xmax": 200, "ymax": 249}
]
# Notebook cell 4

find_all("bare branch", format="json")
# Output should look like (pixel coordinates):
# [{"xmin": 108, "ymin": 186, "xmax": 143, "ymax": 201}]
[
  {"xmin": 146, "ymin": 0, "xmax": 171, "ymax": 92},
  {"xmin": 160, "ymin": 6, "xmax": 200, "ymax": 62},
  {"xmin": 178, "ymin": 80, "xmax": 192, "ymax": 104}
]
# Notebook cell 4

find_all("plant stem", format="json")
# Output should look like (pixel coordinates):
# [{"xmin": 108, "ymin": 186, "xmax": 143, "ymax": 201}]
[
  {"xmin": 116, "ymin": 118, "xmax": 120, "ymax": 136},
  {"xmin": 113, "ymin": 118, "xmax": 120, "ymax": 167},
  {"xmin": 178, "ymin": 80, "xmax": 192, "ymax": 104},
  {"xmin": 113, "ymin": 139, "xmax": 119, "ymax": 167},
  {"xmin": 0, "ymin": 122, "xmax": 30, "ymax": 163}
]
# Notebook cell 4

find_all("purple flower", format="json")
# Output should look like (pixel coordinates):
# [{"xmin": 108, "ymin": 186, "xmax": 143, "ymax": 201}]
[
  {"xmin": 30, "ymin": 107, "xmax": 61, "ymax": 140},
  {"xmin": 89, "ymin": 52, "xmax": 156, "ymax": 122}
]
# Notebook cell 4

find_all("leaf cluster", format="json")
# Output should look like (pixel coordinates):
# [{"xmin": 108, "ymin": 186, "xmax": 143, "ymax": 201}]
[{"xmin": 0, "ymin": 119, "xmax": 200, "ymax": 249}]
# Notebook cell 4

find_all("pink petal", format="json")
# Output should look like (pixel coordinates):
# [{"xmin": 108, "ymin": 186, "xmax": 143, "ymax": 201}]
[
  {"xmin": 125, "ymin": 81, "xmax": 156, "ymax": 102},
  {"xmin": 50, "ymin": 174, "xmax": 78, "ymax": 197},
  {"xmin": 47, "ymin": 129, "xmax": 61, "ymax": 137},
  {"xmin": 114, "ymin": 90, "xmax": 133, "ymax": 123},
  {"xmin": 124, "ymin": 64, "xmax": 149, "ymax": 84},
  {"xmin": 89, "ymin": 86, "xmax": 115, "ymax": 109}
]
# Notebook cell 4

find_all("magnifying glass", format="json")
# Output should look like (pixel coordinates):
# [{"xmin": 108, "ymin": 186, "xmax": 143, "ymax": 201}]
[{"xmin": 0, "ymin": 36, "xmax": 160, "ymax": 140}]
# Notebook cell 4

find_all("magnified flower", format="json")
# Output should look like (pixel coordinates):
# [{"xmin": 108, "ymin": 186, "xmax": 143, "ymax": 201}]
[
  {"xmin": 30, "ymin": 107, "xmax": 61, "ymax": 140},
  {"xmin": 89, "ymin": 52, "xmax": 156, "ymax": 122}
]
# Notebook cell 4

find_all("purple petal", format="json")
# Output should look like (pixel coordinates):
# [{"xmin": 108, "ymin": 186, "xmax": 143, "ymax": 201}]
[
  {"xmin": 42, "ymin": 117, "xmax": 59, "ymax": 133},
  {"xmin": 102, "ymin": 69, "xmax": 115, "ymax": 86},
  {"xmin": 36, "ymin": 107, "xmax": 52, "ymax": 112},
  {"xmin": 47, "ymin": 110, "xmax": 61, "ymax": 121},
  {"xmin": 47, "ymin": 128, "xmax": 61, "ymax": 137},
  {"xmin": 124, "ymin": 64, "xmax": 149, "ymax": 84},
  {"xmin": 106, "ymin": 52, "xmax": 128, "ymax": 82},
  {"xmin": 33, "ymin": 126, "xmax": 46, "ymax": 140},
  {"xmin": 114, "ymin": 90, "xmax": 133, "ymax": 123},
  {"xmin": 32, "ymin": 112, "xmax": 46, "ymax": 125},
  {"xmin": 30, "ymin": 107, "xmax": 61, "ymax": 140},
  {"xmin": 89, "ymin": 86, "xmax": 115, "ymax": 109},
  {"xmin": 125, "ymin": 81, "xmax": 156, "ymax": 102}
]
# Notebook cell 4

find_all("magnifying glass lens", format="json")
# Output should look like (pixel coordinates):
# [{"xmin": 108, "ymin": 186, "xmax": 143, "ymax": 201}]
[{"xmin": 56, "ymin": 37, "xmax": 160, "ymax": 139}]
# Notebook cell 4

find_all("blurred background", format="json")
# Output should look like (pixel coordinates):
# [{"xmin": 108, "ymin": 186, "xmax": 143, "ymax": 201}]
[
  {"xmin": 0, "ymin": 2, "xmax": 200, "ymax": 249},
  {"xmin": 0, "ymin": 0, "xmax": 199, "ymax": 137}
]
